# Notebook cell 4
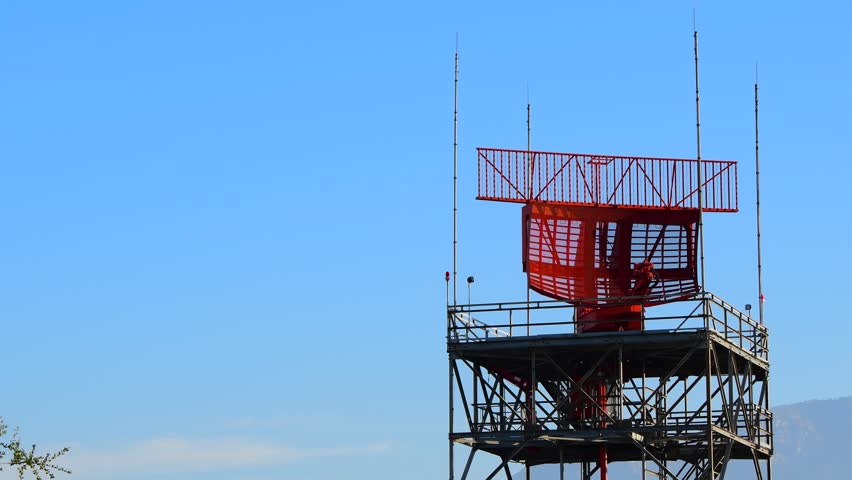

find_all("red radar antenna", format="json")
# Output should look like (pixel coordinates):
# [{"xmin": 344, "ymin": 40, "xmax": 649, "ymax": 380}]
[
  {"xmin": 476, "ymin": 148, "xmax": 738, "ymax": 333},
  {"xmin": 477, "ymin": 147, "xmax": 738, "ymax": 480}
]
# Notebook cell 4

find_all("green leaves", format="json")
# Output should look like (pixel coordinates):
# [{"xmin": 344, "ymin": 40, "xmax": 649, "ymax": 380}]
[{"xmin": 0, "ymin": 418, "xmax": 70, "ymax": 480}]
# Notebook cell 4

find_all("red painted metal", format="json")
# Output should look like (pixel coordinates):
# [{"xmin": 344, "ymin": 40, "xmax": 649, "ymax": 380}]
[
  {"xmin": 523, "ymin": 203, "xmax": 699, "ymax": 326},
  {"xmin": 477, "ymin": 147, "xmax": 738, "ymax": 322},
  {"xmin": 477, "ymin": 146, "xmax": 738, "ymax": 478},
  {"xmin": 477, "ymin": 148, "xmax": 738, "ymax": 212}
]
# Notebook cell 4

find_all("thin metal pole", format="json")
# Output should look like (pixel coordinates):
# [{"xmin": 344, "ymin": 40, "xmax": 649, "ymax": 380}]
[
  {"xmin": 754, "ymin": 69, "xmax": 772, "ymax": 480},
  {"xmin": 684, "ymin": 376, "xmax": 689, "ymax": 429},
  {"xmin": 449, "ymin": 356, "xmax": 455, "ymax": 480},
  {"xmin": 695, "ymin": 36, "xmax": 714, "ymax": 477},
  {"xmin": 642, "ymin": 361, "xmax": 647, "ymax": 480},
  {"xmin": 694, "ymin": 27, "xmax": 706, "ymax": 291},
  {"xmin": 461, "ymin": 448, "xmax": 477, "ymax": 480},
  {"xmin": 453, "ymin": 40, "xmax": 459, "ymax": 305},
  {"xmin": 706, "ymin": 341, "xmax": 715, "ymax": 479},
  {"xmin": 767, "ymin": 452, "xmax": 772, "ymax": 480},
  {"xmin": 660, "ymin": 372, "xmax": 667, "ymax": 478},
  {"xmin": 451, "ymin": 45, "xmax": 459, "ymax": 479},
  {"xmin": 473, "ymin": 366, "xmax": 478, "ymax": 437},
  {"xmin": 755, "ymin": 74, "xmax": 765, "ymax": 325},
  {"xmin": 618, "ymin": 344, "xmax": 624, "ymax": 420},
  {"xmin": 766, "ymin": 366, "xmax": 773, "ymax": 480},
  {"xmin": 526, "ymin": 98, "xmax": 532, "ymax": 331},
  {"xmin": 526, "ymin": 94, "xmax": 532, "ymax": 200},
  {"xmin": 501, "ymin": 377, "xmax": 507, "ymax": 431},
  {"xmin": 530, "ymin": 349, "xmax": 537, "ymax": 430},
  {"xmin": 728, "ymin": 351, "xmax": 734, "ymax": 432},
  {"xmin": 767, "ymin": 372, "xmax": 773, "ymax": 480}
]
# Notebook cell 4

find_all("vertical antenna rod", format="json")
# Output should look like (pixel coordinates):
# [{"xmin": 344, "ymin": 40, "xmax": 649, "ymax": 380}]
[
  {"xmin": 526, "ymin": 87, "xmax": 532, "ymax": 200},
  {"xmin": 450, "ymin": 42, "xmax": 458, "ymax": 480},
  {"xmin": 526, "ymin": 91, "xmax": 531, "ymax": 164},
  {"xmin": 755, "ymin": 69, "xmax": 772, "ymax": 480},
  {"xmin": 453, "ymin": 40, "xmax": 459, "ymax": 305},
  {"xmin": 695, "ymin": 22, "xmax": 714, "ymax": 478},
  {"xmin": 526, "ymin": 91, "xmax": 532, "ymax": 331},
  {"xmin": 694, "ymin": 26, "xmax": 706, "ymax": 290},
  {"xmin": 755, "ymin": 66, "xmax": 765, "ymax": 324}
]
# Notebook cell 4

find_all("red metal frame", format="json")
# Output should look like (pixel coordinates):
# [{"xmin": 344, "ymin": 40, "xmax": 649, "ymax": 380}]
[
  {"xmin": 477, "ymin": 146, "xmax": 738, "ymax": 332},
  {"xmin": 467, "ymin": 146, "xmax": 745, "ymax": 480},
  {"xmin": 522, "ymin": 203, "xmax": 699, "ymax": 314},
  {"xmin": 477, "ymin": 147, "xmax": 738, "ymax": 212}
]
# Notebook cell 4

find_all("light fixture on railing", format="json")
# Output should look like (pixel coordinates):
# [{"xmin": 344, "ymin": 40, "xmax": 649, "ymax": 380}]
[
  {"xmin": 745, "ymin": 304, "xmax": 752, "ymax": 318},
  {"xmin": 467, "ymin": 276, "xmax": 475, "ymax": 309}
]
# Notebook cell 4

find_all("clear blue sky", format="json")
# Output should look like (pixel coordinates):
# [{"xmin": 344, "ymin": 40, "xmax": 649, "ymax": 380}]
[{"xmin": 1, "ymin": 1, "xmax": 849, "ymax": 479}]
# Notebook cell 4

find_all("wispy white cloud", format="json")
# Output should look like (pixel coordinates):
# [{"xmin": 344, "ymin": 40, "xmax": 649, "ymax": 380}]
[{"xmin": 66, "ymin": 435, "xmax": 390, "ymax": 478}]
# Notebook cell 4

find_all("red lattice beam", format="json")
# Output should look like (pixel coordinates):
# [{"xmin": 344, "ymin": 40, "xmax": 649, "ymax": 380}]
[{"xmin": 477, "ymin": 148, "xmax": 738, "ymax": 212}]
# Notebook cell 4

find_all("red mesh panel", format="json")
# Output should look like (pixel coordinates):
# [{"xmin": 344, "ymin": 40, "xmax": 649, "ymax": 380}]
[
  {"xmin": 523, "ymin": 204, "xmax": 698, "ymax": 305},
  {"xmin": 477, "ymin": 148, "xmax": 738, "ymax": 212}
]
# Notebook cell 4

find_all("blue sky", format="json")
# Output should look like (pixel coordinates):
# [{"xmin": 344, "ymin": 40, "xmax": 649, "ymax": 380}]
[{"xmin": 0, "ymin": 1, "xmax": 849, "ymax": 479}]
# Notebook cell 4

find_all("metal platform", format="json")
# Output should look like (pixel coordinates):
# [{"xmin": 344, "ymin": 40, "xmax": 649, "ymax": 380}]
[{"xmin": 447, "ymin": 293, "xmax": 771, "ymax": 480}]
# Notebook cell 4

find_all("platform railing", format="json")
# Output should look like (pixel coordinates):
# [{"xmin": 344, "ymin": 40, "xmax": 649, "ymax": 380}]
[
  {"xmin": 703, "ymin": 292, "xmax": 769, "ymax": 358},
  {"xmin": 468, "ymin": 399, "xmax": 771, "ymax": 446},
  {"xmin": 747, "ymin": 404, "xmax": 774, "ymax": 449},
  {"xmin": 448, "ymin": 311, "xmax": 511, "ymax": 341},
  {"xmin": 448, "ymin": 292, "xmax": 769, "ymax": 361}
]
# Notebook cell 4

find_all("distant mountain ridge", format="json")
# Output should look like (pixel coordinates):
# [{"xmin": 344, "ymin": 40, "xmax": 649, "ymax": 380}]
[
  {"xmin": 515, "ymin": 395, "xmax": 852, "ymax": 479},
  {"xmin": 764, "ymin": 395, "xmax": 852, "ymax": 478}
]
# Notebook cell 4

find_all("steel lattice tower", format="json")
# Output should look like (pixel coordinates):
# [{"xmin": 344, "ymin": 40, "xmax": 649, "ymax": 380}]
[{"xmin": 447, "ymin": 149, "xmax": 772, "ymax": 480}]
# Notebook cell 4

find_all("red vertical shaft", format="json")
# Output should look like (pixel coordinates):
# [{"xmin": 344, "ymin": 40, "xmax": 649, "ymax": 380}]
[{"xmin": 599, "ymin": 446, "xmax": 608, "ymax": 480}]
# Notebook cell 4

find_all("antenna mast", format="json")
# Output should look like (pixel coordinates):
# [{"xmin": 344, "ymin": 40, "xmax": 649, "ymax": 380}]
[
  {"xmin": 526, "ymin": 87, "xmax": 532, "ymax": 200},
  {"xmin": 694, "ymin": 25, "xmax": 706, "ymax": 290},
  {"xmin": 526, "ymin": 91, "xmax": 532, "ymax": 329},
  {"xmin": 453, "ymin": 41, "xmax": 459, "ymax": 305},
  {"xmin": 526, "ymin": 91, "xmax": 531, "ymax": 162},
  {"xmin": 755, "ymin": 67, "xmax": 765, "ymax": 324}
]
